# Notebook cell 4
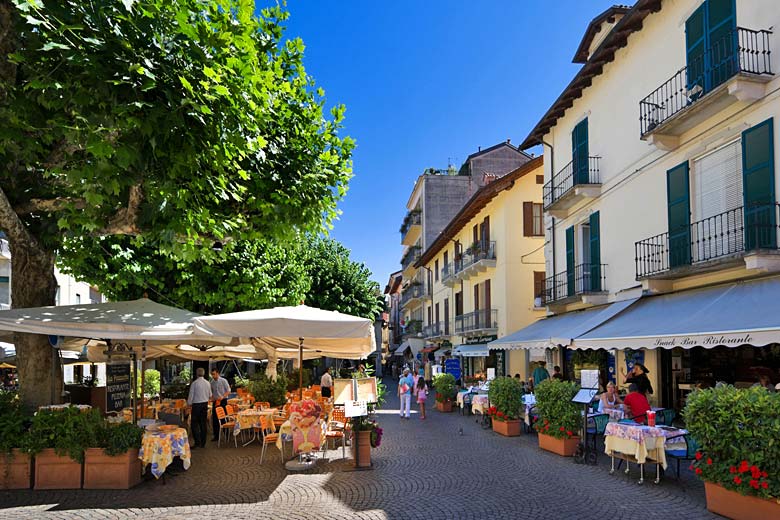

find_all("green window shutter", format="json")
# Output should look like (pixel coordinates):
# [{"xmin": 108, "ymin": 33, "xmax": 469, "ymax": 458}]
[
  {"xmin": 572, "ymin": 118, "xmax": 589, "ymax": 185},
  {"xmin": 707, "ymin": 0, "xmax": 737, "ymax": 89},
  {"xmin": 685, "ymin": 3, "xmax": 707, "ymax": 95},
  {"xmin": 742, "ymin": 118, "xmax": 776, "ymax": 250},
  {"xmin": 589, "ymin": 211, "xmax": 601, "ymax": 292},
  {"xmin": 667, "ymin": 162, "xmax": 692, "ymax": 268},
  {"xmin": 565, "ymin": 226, "xmax": 575, "ymax": 297}
]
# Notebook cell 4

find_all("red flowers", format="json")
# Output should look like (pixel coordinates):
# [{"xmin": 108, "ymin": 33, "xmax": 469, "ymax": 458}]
[
  {"xmin": 762, "ymin": 482, "xmax": 769, "ymax": 489},
  {"xmin": 739, "ymin": 460, "xmax": 749, "ymax": 473},
  {"xmin": 695, "ymin": 468, "xmax": 703, "ymax": 475},
  {"xmin": 566, "ymin": 430, "xmax": 573, "ymax": 437},
  {"xmin": 706, "ymin": 458, "xmax": 712, "ymax": 465},
  {"xmin": 734, "ymin": 476, "xmax": 742, "ymax": 485},
  {"xmin": 559, "ymin": 426, "xmax": 565, "ymax": 432},
  {"xmin": 750, "ymin": 479, "xmax": 760, "ymax": 490},
  {"xmin": 695, "ymin": 451, "xmax": 703, "ymax": 461},
  {"xmin": 729, "ymin": 466, "xmax": 737, "ymax": 474}
]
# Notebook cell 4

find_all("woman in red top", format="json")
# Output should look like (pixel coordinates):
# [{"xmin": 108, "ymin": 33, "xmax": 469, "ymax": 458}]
[{"xmin": 623, "ymin": 383, "xmax": 651, "ymax": 424}]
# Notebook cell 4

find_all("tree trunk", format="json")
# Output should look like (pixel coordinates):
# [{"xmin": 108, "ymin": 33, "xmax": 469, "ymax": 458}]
[{"xmin": 11, "ymin": 242, "xmax": 59, "ymax": 409}]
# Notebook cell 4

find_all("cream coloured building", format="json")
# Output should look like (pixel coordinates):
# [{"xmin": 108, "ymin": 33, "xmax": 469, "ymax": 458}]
[
  {"xmin": 507, "ymin": 0, "xmax": 780, "ymax": 408},
  {"xmin": 416, "ymin": 156, "xmax": 546, "ymax": 380}
]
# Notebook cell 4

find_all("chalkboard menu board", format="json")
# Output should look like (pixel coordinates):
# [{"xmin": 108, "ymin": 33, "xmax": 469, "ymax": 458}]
[{"xmin": 106, "ymin": 363, "xmax": 131, "ymax": 412}]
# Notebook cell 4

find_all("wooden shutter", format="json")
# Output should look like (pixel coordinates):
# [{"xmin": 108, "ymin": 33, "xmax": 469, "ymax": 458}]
[
  {"xmin": 572, "ymin": 118, "xmax": 589, "ymax": 185},
  {"xmin": 707, "ymin": 0, "xmax": 737, "ymax": 89},
  {"xmin": 565, "ymin": 226, "xmax": 575, "ymax": 297},
  {"xmin": 589, "ymin": 212, "xmax": 601, "ymax": 292},
  {"xmin": 435, "ymin": 303, "xmax": 440, "ymax": 326},
  {"xmin": 534, "ymin": 271, "xmax": 545, "ymax": 299},
  {"xmin": 485, "ymin": 279, "xmax": 491, "ymax": 311},
  {"xmin": 523, "ymin": 202, "xmax": 533, "ymax": 236},
  {"xmin": 685, "ymin": 3, "xmax": 707, "ymax": 94},
  {"xmin": 473, "ymin": 284, "xmax": 480, "ymax": 329},
  {"xmin": 455, "ymin": 292, "xmax": 463, "ymax": 316},
  {"xmin": 742, "ymin": 118, "xmax": 776, "ymax": 249},
  {"xmin": 667, "ymin": 162, "xmax": 692, "ymax": 268},
  {"xmin": 472, "ymin": 225, "xmax": 478, "ymax": 246},
  {"xmin": 444, "ymin": 298, "xmax": 450, "ymax": 335}
]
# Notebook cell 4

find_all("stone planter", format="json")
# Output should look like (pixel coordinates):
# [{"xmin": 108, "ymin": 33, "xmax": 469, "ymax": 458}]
[
  {"xmin": 0, "ymin": 450, "xmax": 31, "ymax": 489},
  {"xmin": 83, "ymin": 448, "xmax": 142, "ymax": 489},
  {"xmin": 436, "ymin": 400, "xmax": 453, "ymax": 413},
  {"xmin": 538, "ymin": 432, "xmax": 580, "ymax": 457},
  {"xmin": 704, "ymin": 482, "xmax": 780, "ymax": 520},
  {"xmin": 492, "ymin": 419, "xmax": 522, "ymax": 437},
  {"xmin": 352, "ymin": 430, "xmax": 371, "ymax": 468},
  {"xmin": 34, "ymin": 449, "xmax": 82, "ymax": 490}
]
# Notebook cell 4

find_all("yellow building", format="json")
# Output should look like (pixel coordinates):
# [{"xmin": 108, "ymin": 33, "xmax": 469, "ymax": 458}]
[{"xmin": 416, "ymin": 156, "xmax": 546, "ymax": 380}]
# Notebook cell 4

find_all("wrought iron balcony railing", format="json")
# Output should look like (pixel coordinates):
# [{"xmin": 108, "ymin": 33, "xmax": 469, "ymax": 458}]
[
  {"xmin": 635, "ymin": 204, "xmax": 780, "ymax": 279},
  {"xmin": 454, "ymin": 309, "xmax": 498, "ymax": 335},
  {"xmin": 543, "ymin": 157, "xmax": 601, "ymax": 209},
  {"xmin": 423, "ymin": 322, "xmax": 446, "ymax": 338},
  {"xmin": 640, "ymin": 27, "xmax": 773, "ymax": 137},
  {"xmin": 399, "ymin": 210, "xmax": 422, "ymax": 237},
  {"xmin": 401, "ymin": 245, "xmax": 421, "ymax": 271},
  {"xmin": 402, "ymin": 319, "xmax": 423, "ymax": 337},
  {"xmin": 400, "ymin": 281, "xmax": 430, "ymax": 307},
  {"xmin": 455, "ymin": 241, "xmax": 496, "ymax": 275},
  {"xmin": 538, "ymin": 263, "xmax": 607, "ymax": 305}
]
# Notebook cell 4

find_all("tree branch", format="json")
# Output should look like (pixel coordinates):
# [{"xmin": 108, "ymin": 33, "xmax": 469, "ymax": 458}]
[
  {"xmin": 98, "ymin": 184, "xmax": 143, "ymax": 235},
  {"xmin": 0, "ymin": 184, "xmax": 39, "ymax": 247},
  {"xmin": 13, "ymin": 197, "xmax": 87, "ymax": 214}
]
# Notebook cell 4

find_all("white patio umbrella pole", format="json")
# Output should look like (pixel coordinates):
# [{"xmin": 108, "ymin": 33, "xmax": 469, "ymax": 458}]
[
  {"xmin": 140, "ymin": 340, "xmax": 146, "ymax": 420},
  {"xmin": 298, "ymin": 337, "xmax": 304, "ymax": 400}
]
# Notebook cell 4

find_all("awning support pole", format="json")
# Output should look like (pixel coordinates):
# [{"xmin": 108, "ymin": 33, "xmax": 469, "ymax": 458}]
[{"xmin": 298, "ymin": 337, "xmax": 304, "ymax": 400}]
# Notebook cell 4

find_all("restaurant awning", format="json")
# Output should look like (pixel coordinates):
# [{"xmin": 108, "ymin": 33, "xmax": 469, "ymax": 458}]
[
  {"xmin": 421, "ymin": 345, "xmax": 439, "ymax": 353},
  {"xmin": 575, "ymin": 278, "xmax": 780, "ymax": 350},
  {"xmin": 452, "ymin": 344, "xmax": 489, "ymax": 357},
  {"xmin": 488, "ymin": 298, "xmax": 638, "ymax": 351}
]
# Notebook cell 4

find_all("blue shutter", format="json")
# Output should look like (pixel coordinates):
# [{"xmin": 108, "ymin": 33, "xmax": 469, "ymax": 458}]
[
  {"xmin": 667, "ymin": 162, "xmax": 692, "ymax": 268},
  {"xmin": 685, "ymin": 3, "xmax": 707, "ymax": 96},
  {"xmin": 707, "ymin": 0, "xmax": 737, "ymax": 89},
  {"xmin": 565, "ymin": 226, "xmax": 575, "ymax": 297},
  {"xmin": 742, "ymin": 118, "xmax": 776, "ymax": 250},
  {"xmin": 589, "ymin": 212, "xmax": 601, "ymax": 292},
  {"xmin": 572, "ymin": 118, "xmax": 589, "ymax": 185}
]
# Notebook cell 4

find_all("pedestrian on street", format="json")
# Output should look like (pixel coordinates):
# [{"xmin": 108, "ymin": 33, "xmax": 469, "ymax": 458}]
[
  {"xmin": 186, "ymin": 368, "xmax": 211, "ymax": 449},
  {"xmin": 210, "ymin": 368, "xmax": 231, "ymax": 442},
  {"xmin": 415, "ymin": 376, "xmax": 428, "ymax": 420},
  {"xmin": 398, "ymin": 368, "xmax": 413, "ymax": 419},
  {"xmin": 320, "ymin": 367, "xmax": 333, "ymax": 398}
]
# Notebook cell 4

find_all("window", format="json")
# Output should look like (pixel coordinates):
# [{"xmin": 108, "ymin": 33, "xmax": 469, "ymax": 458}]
[
  {"xmin": 533, "ymin": 271, "xmax": 545, "ymax": 303},
  {"xmin": 685, "ymin": 0, "xmax": 736, "ymax": 96},
  {"xmin": 443, "ymin": 251, "xmax": 449, "ymax": 271},
  {"xmin": 75, "ymin": 293, "xmax": 81, "ymax": 304},
  {"xmin": 434, "ymin": 259, "xmax": 439, "ymax": 281},
  {"xmin": 435, "ymin": 303, "xmax": 440, "ymax": 327},
  {"xmin": 523, "ymin": 202, "xmax": 544, "ymax": 236},
  {"xmin": 443, "ymin": 298, "xmax": 450, "ymax": 335}
]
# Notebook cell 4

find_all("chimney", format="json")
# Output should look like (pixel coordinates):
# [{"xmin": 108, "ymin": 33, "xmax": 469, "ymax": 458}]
[
  {"xmin": 478, "ymin": 146, "xmax": 481, "ymax": 152},
  {"xmin": 506, "ymin": 138, "xmax": 511, "ymax": 144}
]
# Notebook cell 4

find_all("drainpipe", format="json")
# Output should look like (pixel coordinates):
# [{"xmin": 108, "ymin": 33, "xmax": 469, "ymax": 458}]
[{"xmin": 541, "ymin": 140, "xmax": 556, "ymax": 276}]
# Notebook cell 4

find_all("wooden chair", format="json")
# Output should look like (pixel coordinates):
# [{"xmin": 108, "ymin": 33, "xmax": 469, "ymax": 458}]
[
  {"xmin": 254, "ymin": 401, "xmax": 271, "ymax": 410},
  {"xmin": 325, "ymin": 409, "xmax": 349, "ymax": 458},
  {"xmin": 215, "ymin": 406, "xmax": 237, "ymax": 448},
  {"xmin": 302, "ymin": 390, "xmax": 314, "ymax": 400},
  {"xmin": 311, "ymin": 385, "xmax": 321, "ymax": 392},
  {"xmin": 259, "ymin": 415, "xmax": 282, "ymax": 464}
]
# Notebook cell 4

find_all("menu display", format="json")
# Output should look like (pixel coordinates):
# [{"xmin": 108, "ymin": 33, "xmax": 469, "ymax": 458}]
[{"xmin": 106, "ymin": 363, "xmax": 131, "ymax": 412}]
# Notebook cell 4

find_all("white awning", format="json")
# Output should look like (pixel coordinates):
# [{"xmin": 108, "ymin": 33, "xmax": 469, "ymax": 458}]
[
  {"xmin": 488, "ymin": 298, "xmax": 638, "ymax": 351},
  {"xmin": 452, "ymin": 344, "xmax": 489, "ymax": 357},
  {"xmin": 575, "ymin": 278, "xmax": 780, "ymax": 350}
]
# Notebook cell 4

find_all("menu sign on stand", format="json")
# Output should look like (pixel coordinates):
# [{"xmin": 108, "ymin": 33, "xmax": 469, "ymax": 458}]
[
  {"xmin": 106, "ymin": 363, "xmax": 131, "ymax": 412},
  {"xmin": 345, "ymin": 400, "xmax": 368, "ymax": 418}
]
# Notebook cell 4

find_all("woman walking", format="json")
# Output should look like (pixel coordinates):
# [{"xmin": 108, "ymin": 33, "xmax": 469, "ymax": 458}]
[{"xmin": 415, "ymin": 376, "xmax": 428, "ymax": 420}]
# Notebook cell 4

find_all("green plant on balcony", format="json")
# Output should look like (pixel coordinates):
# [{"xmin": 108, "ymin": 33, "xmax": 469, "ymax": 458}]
[{"xmin": 467, "ymin": 242, "xmax": 481, "ymax": 254}]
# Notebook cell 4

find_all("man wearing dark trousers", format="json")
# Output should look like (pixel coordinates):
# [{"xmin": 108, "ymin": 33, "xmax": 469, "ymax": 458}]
[
  {"xmin": 210, "ymin": 368, "xmax": 231, "ymax": 442},
  {"xmin": 186, "ymin": 368, "xmax": 211, "ymax": 448}
]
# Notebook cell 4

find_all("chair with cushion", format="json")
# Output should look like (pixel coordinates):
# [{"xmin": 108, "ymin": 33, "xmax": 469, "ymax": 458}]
[
  {"xmin": 259, "ymin": 415, "xmax": 282, "ymax": 464},
  {"xmin": 656, "ymin": 408, "xmax": 676, "ymax": 426},
  {"xmin": 325, "ymin": 408, "xmax": 350, "ymax": 457},
  {"xmin": 665, "ymin": 433, "xmax": 700, "ymax": 478},
  {"xmin": 586, "ymin": 413, "xmax": 610, "ymax": 462},
  {"xmin": 215, "ymin": 406, "xmax": 237, "ymax": 448}
]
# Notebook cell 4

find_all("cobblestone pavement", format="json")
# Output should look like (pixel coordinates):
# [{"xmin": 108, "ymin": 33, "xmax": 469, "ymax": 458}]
[{"xmin": 0, "ymin": 380, "xmax": 718, "ymax": 520}]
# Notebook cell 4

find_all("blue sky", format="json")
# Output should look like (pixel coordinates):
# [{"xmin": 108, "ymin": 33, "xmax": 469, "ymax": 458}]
[{"xmin": 276, "ymin": 0, "xmax": 619, "ymax": 287}]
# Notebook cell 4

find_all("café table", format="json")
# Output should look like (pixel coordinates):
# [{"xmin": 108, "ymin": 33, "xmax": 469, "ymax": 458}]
[
  {"xmin": 139, "ymin": 426, "xmax": 192, "ymax": 479},
  {"xmin": 234, "ymin": 408, "xmax": 278, "ymax": 445},
  {"xmin": 604, "ymin": 422, "xmax": 687, "ymax": 484}
]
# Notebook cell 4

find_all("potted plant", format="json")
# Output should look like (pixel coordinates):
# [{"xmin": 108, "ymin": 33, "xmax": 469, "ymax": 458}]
[
  {"xmin": 685, "ymin": 385, "xmax": 780, "ymax": 519},
  {"xmin": 0, "ymin": 391, "xmax": 32, "ymax": 489},
  {"xmin": 25, "ymin": 406, "xmax": 103, "ymax": 489},
  {"xmin": 534, "ymin": 379, "xmax": 581, "ymax": 456},
  {"xmin": 83, "ymin": 422, "xmax": 144, "ymax": 489},
  {"xmin": 433, "ymin": 373, "xmax": 456, "ymax": 412},
  {"xmin": 487, "ymin": 376, "xmax": 523, "ymax": 436},
  {"xmin": 245, "ymin": 373, "xmax": 289, "ymax": 407},
  {"xmin": 351, "ymin": 417, "xmax": 381, "ymax": 468}
]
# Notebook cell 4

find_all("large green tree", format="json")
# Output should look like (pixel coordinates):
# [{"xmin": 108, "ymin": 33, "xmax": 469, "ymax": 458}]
[{"xmin": 0, "ymin": 0, "xmax": 354, "ymax": 407}]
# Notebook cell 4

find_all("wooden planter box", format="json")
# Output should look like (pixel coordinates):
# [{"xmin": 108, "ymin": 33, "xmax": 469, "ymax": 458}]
[
  {"xmin": 352, "ymin": 430, "xmax": 372, "ymax": 468},
  {"xmin": 0, "ymin": 449, "xmax": 31, "ymax": 489},
  {"xmin": 83, "ymin": 448, "xmax": 142, "ymax": 489},
  {"xmin": 436, "ymin": 400, "xmax": 453, "ymax": 413},
  {"xmin": 705, "ymin": 482, "xmax": 780, "ymax": 520},
  {"xmin": 34, "ymin": 449, "xmax": 82, "ymax": 490},
  {"xmin": 492, "ymin": 419, "xmax": 522, "ymax": 437},
  {"xmin": 538, "ymin": 432, "xmax": 580, "ymax": 457}
]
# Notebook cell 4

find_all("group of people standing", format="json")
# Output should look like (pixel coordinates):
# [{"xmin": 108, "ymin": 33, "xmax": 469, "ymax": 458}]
[
  {"xmin": 186, "ymin": 367, "xmax": 231, "ymax": 449},
  {"xmin": 397, "ymin": 367, "xmax": 428, "ymax": 420}
]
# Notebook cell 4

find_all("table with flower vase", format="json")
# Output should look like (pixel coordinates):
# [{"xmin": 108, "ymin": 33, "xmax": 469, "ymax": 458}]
[
  {"xmin": 233, "ymin": 408, "xmax": 278, "ymax": 445},
  {"xmin": 139, "ymin": 426, "xmax": 192, "ymax": 479},
  {"xmin": 604, "ymin": 422, "xmax": 688, "ymax": 484},
  {"xmin": 471, "ymin": 394, "xmax": 490, "ymax": 415}
]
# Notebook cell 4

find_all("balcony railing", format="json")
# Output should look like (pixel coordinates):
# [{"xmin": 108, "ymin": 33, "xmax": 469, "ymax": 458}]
[
  {"xmin": 400, "ymin": 281, "xmax": 430, "ymax": 307},
  {"xmin": 455, "ymin": 241, "xmax": 496, "ymax": 274},
  {"xmin": 543, "ymin": 157, "xmax": 601, "ymax": 209},
  {"xmin": 538, "ymin": 263, "xmax": 607, "ymax": 305},
  {"xmin": 402, "ymin": 319, "xmax": 422, "ymax": 337},
  {"xmin": 401, "ymin": 245, "xmax": 421, "ymax": 271},
  {"xmin": 455, "ymin": 309, "xmax": 498, "ymax": 335},
  {"xmin": 640, "ymin": 27, "xmax": 773, "ymax": 137},
  {"xmin": 441, "ymin": 262, "xmax": 455, "ymax": 284},
  {"xmin": 423, "ymin": 322, "xmax": 445, "ymax": 338},
  {"xmin": 635, "ymin": 204, "xmax": 780, "ymax": 279},
  {"xmin": 399, "ymin": 210, "xmax": 421, "ymax": 237}
]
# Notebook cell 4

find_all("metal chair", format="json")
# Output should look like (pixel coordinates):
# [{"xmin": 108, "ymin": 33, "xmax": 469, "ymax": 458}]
[
  {"xmin": 586, "ymin": 413, "xmax": 610, "ymax": 461},
  {"xmin": 656, "ymin": 408, "xmax": 676, "ymax": 426},
  {"xmin": 665, "ymin": 433, "xmax": 700, "ymax": 478},
  {"xmin": 259, "ymin": 415, "xmax": 282, "ymax": 464},
  {"xmin": 215, "ymin": 406, "xmax": 237, "ymax": 448}
]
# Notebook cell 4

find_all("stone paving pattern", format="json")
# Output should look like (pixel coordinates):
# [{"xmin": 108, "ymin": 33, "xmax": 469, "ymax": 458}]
[{"xmin": 0, "ymin": 379, "xmax": 719, "ymax": 520}]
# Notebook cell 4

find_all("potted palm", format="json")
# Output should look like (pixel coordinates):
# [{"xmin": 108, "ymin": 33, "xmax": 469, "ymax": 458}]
[
  {"xmin": 83, "ymin": 422, "xmax": 144, "ymax": 489},
  {"xmin": 0, "ymin": 392, "xmax": 32, "ymax": 489},
  {"xmin": 685, "ymin": 385, "xmax": 780, "ymax": 520},
  {"xmin": 487, "ymin": 377, "xmax": 523, "ymax": 436},
  {"xmin": 534, "ymin": 379, "xmax": 581, "ymax": 456},
  {"xmin": 433, "ymin": 373, "xmax": 456, "ymax": 412}
]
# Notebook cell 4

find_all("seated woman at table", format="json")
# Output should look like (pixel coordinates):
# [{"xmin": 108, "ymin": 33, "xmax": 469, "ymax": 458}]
[
  {"xmin": 598, "ymin": 382, "xmax": 622, "ymax": 413},
  {"xmin": 623, "ymin": 383, "xmax": 650, "ymax": 424}
]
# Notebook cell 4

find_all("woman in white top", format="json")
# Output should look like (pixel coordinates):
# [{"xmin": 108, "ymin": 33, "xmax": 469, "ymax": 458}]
[{"xmin": 598, "ymin": 382, "xmax": 622, "ymax": 413}]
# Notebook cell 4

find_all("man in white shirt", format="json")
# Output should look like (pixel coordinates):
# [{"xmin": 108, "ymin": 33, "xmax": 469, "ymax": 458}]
[
  {"xmin": 186, "ymin": 368, "xmax": 211, "ymax": 448},
  {"xmin": 321, "ymin": 367, "xmax": 333, "ymax": 398},
  {"xmin": 210, "ymin": 369, "xmax": 231, "ymax": 442}
]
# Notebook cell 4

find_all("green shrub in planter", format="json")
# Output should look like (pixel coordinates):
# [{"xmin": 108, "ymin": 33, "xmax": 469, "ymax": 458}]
[
  {"xmin": 685, "ymin": 385, "xmax": 780, "ymax": 499},
  {"xmin": 487, "ymin": 377, "xmax": 523, "ymax": 420},
  {"xmin": 0, "ymin": 391, "xmax": 31, "ymax": 455},
  {"xmin": 98, "ymin": 422, "xmax": 145, "ymax": 456},
  {"xmin": 245, "ymin": 373, "xmax": 289, "ymax": 407},
  {"xmin": 433, "ymin": 373, "xmax": 457, "ymax": 403},
  {"xmin": 24, "ymin": 407, "xmax": 104, "ymax": 463},
  {"xmin": 533, "ymin": 379, "xmax": 580, "ymax": 439}
]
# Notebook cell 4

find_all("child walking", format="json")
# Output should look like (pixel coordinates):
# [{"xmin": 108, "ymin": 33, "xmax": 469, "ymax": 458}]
[{"xmin": 415, "ymin": 376, "xmax": 428, "ymax": 420}]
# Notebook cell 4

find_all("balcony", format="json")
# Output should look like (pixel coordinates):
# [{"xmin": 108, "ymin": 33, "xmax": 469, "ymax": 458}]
[
  {"xmin": 635, "ymin": 204, "xmax": 780, "ymax": 280},
  {"xmin": 401, "ymin": 245, "xmax": 421, "ymax": 274},
  {"xmin": 400, "ymin": 210, "xmax": 422, "ymax": 246},
  {"xmin": 543, "ymin": 157, "xmax": 601, "ymax": 218},
  {"xmin": 455, "ymin": 309, "xmax": 498, "ymax": 337},
  {"xmin": 423, "ymin": 321, "xmax": 449, "ymax": 340},
  {"xmin": 640, "ymin": 27, "xmax": 773, "ymax": 150},
  {"xmin": 539, "ymin": 263, "xmax": 608, "ymax": 307},
  {"xmin": 402, "ymin": 319, "xmax": 423, "ymax": 338},
  {"xmin": 456, "ymin": 241, "xmax": 497, "ymax": 279},
  {"xmin": 400, "ymin": 280, "xmax": 430, "ymax": 309},
  {"xmin": 441, "ymin": 262, "xmax": 457, "ymax": 287}
]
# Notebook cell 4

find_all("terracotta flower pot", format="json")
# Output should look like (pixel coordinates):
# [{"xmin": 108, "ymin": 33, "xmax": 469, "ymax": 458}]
[
  {"xmin": 83, "ymin": 448, "xmax": 142, "ymax": 489},
  {"xmin": 34, "ymin": 449, "xmax": 82, "ymax": 490},
  {"xmin": 538, "ymin": 432, "xmax": 580, "ymax": 456},
  {"xmin": 704, "ymin": 481, "xmax": 780, "ymax": 520},
  {"xmin": 492, "ymin": 419, "xmax": 522, "ymax": 437},
  {"xmin": 352, "ymin": 430, "xmax": 372, "ymax": 468},
  {"xmin": 0, "ymin": 449, "xmax": 31, "ymax": 489},
  {"xmin": 436, "ymin": 400, "xmax": 453, "ymax": 413}
]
